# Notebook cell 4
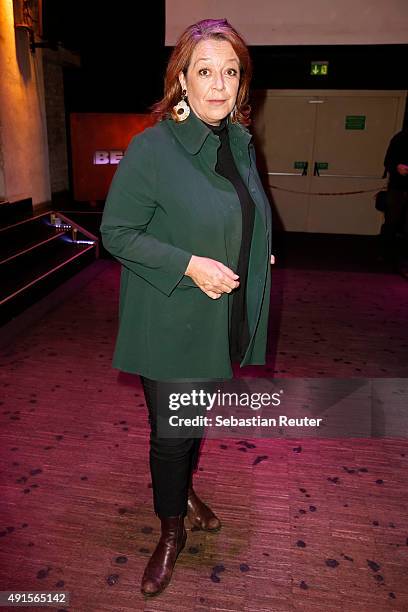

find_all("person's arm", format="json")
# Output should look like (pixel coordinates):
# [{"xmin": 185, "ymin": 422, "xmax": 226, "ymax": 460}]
[
  {"xmin": 100, "ymin": 133, "xmax": 192, "ymax": 297},
  {"xmin": 384, "ymin": 132, "xmax": 402, "ymax": 175}
]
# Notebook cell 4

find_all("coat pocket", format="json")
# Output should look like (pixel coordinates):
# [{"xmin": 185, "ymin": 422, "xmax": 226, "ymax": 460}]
[{"xmin": 177, "ymin": 276, "xmax": 199, "ymax": 288}]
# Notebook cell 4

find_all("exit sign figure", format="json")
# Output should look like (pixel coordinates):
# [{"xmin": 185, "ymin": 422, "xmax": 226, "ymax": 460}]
[{"xmin": 311, "ymin": 61, "xmax": 329, "ymax": 76}]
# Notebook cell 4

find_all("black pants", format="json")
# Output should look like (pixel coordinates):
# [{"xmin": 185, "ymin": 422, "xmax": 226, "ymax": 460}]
[
  {"xmin": 140, "ymin": 376, "xmax": 217, "ymax": 518},
  {"xmin": 380, "ymin": 189, "xmax": 408, "ymax": 265}
]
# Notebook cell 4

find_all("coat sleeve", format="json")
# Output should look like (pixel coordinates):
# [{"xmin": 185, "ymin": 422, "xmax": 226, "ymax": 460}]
[
  {"xmin": 383, "ymin": 132, "xmax": 402, "ymax": 175},
  {"xmin": 100, "ymin": 132, "xmax": 192, "ymax": 297}
]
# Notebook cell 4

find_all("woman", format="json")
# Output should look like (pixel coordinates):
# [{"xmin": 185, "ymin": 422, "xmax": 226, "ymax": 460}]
[{"xmin": 100, "ymin": 18, "xmax": 274, "ymax": 597}]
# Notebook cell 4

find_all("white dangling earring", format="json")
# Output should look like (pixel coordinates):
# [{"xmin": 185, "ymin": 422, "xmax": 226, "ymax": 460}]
[{"xmin": 173, "ymin": 89, "xmax": 190, "ymax": 122}]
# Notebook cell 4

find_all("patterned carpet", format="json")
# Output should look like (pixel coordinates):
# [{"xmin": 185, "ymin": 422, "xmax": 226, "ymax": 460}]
[{"xmin": 1, "ymin": 257, "xmax": 408, "ymax": 611}]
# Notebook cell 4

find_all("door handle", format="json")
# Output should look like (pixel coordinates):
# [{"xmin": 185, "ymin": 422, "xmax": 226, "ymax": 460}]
[
  {"xmin": 302, "ymin": 162, "xmax": 309, "ymax": 176},
  {"xmin": 313, "ymin": 162, "xmax": 320, "ymax": 177}
]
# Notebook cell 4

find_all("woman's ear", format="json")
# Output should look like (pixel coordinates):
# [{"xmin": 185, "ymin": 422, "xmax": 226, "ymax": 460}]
[{"xmin": 178, "ymin": 71, "xmax": 186, "ymax": 92}]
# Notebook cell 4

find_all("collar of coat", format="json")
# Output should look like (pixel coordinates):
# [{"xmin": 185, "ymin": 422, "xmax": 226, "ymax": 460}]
[{"xmin": 164, "ymin": 108, "xmax": 252, "ymax": 155}]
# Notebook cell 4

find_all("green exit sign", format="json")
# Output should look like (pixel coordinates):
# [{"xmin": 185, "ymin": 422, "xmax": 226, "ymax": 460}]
[{"xmin": 311, "ymin": 61, "xmax": 329, "ymax": 76}]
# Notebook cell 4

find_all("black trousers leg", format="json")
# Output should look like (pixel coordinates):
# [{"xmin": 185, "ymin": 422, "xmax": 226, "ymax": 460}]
[
  {"xmin": 190, "ymin": 437, "xmax": 203, "ymax": 475},
  {"xmin": 140, "ymin": 376, "xmax": 216, "ymax": 518},
  {"xmin": 380, "ymin": 189, "xmax": 408, "ymax": 263}
]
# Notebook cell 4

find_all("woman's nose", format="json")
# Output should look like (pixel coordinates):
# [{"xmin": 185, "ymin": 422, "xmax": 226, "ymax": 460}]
[{"xmin": 212, "ymin": 72, "xmax": 225, "ymax": 90}]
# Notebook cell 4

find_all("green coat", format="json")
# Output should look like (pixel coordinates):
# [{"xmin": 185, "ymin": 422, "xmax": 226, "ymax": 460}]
[{"xmin": 100, "ymin": 109, "xmax": 272, "ymax": 380}]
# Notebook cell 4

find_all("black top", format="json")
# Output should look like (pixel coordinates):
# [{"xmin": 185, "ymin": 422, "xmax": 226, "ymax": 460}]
[
  {"xmin": 384, "ymin": 130, "xmax": 408, "ymax": 190},
  {"xmin": 204, "ymin": 116, "xmax": 256, "ymax": 363}
]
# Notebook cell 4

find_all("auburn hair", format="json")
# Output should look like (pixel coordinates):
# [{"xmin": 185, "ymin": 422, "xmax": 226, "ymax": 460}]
[{"xmin": 151, "ymin": 18, "xmax": 253, "ymax": 126}]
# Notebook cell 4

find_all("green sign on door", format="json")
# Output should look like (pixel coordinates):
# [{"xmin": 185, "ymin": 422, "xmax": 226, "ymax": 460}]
[
  {"xmin": 345, "ymin": 115, "xmax": 366, "ymax": 130},
  {"xmin": 311, "ymin": 61, "xmax": 329, "ymax": 76}
]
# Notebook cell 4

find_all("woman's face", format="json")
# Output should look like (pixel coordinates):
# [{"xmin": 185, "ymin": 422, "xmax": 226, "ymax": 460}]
[{"xmin": 178, "ymin": 38, "xmax": 240, "ymax": 126}]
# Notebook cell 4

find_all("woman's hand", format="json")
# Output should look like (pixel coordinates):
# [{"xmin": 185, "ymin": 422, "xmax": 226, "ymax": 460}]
[
  {"xmin": 270, "ymin": 254, "xmax": 276, "ymax": 265},
  {"xmin": 397, "ymin": 163, "xmax": 408, "ymax": 176},
  {"xmin": 184, "ymin": 255, "xmax": 240, "ymax": 299}
]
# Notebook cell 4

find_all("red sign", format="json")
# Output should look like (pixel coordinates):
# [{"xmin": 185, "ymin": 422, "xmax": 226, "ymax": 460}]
[{"xmin": 70, "ymin": 113, "xmax": 156, "ymax": 201}]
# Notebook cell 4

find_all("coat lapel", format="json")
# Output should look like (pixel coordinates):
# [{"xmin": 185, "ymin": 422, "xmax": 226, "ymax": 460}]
[
  {"xmin": 229, "ymin": 126, "xmax": 268, "ymax": 232},
  {"xmin": 164, "ymin": 110, "xmax": 212, "ymax": 154}
]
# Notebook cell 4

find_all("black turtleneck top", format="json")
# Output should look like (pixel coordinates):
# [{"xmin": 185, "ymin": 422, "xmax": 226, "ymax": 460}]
[{"xmin": 203, "ymin": 116, "xmax": 256, "ymax": 363}]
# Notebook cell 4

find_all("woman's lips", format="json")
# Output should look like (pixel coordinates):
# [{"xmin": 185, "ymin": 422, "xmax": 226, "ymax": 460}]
[{"xmin": 208, "ymin": 100, "xmax": 226, "ymax": 104}]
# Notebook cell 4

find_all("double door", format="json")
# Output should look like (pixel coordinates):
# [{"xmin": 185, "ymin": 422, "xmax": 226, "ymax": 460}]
[{"xmin": 252, "ymin": 89, "xmax": 407, "ymax": 234}]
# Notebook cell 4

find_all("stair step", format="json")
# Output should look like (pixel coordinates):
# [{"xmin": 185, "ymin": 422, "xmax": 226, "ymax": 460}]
[
  {"xmin": 1, "ymin": 237, "xmax": 95, "ymax": 303},
  {"xmin": 0, "ymin": 210, "xmax": 99, "ymax": 325},
  {"xmin": 1, "ymin": 228, "xmax": 72, "ymax": 264}
]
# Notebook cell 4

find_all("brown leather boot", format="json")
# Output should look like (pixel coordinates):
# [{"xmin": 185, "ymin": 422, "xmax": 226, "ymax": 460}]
[
  {"xmin": 140, "ymin": 515, "xmax": 187, "ymax": 597},
  {"xmin": 187, "ymin": 486, "xmax": 221, "ymax": 532}
]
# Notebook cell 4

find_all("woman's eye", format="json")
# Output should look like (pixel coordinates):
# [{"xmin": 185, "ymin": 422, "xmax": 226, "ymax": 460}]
[{"xmin": 198, "ymin": 68, "xmax": 238, "ymax": 77}]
